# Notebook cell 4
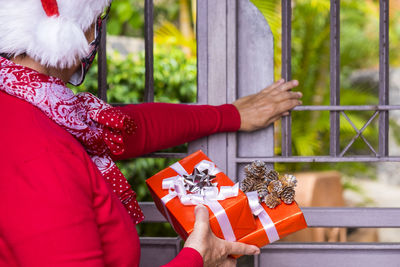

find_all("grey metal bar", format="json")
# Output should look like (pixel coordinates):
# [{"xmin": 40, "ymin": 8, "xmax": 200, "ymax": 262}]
[
  {"xmin": 144, "ymin": 0, "xmax": 154, "ymax": 103},
  {"xmin": 187, "ymin": 0, "xmax": 208, "ymax": 155},
  {"xmin": 195, "ymin": 0, "xmax": 208, "ymax": 105},
  {"xmin": 294, "ymin": 105, "xmax": 400, "ymax": 111},
  {"xmin": 281, "ymin": 0, "xmax": 292, "ymax": 157},
  {"xmin": 339, "ymin": 111, "xmax": 378, "ymax": 157},
  {"xmin": 139, "ymin": 152, "xmax": 188, "ymax": 159},
  {"xmin": 379, "ymin": 0, "xmax": 389, "ymax": 156},
  {"xmin": 263, "ymin": 243, "xmax": 400, "ymax": 250},
  {"xmin": 235, "ymin": 156, "xmax": 400, "ymax": 162},
  {"xmin": 259, "ymin": 243, "xmax": 400, "ymax": 267},
  {"xmin": 303, "ymin": 207, "xmax": 400, "ymax": 228},
  {"xmin": 139, "ymin": 237, "xmax": 181, "ymax": 267},
  {"xmin": 226, "ymin": 0, "xmax": 237, "ymax": 180},
  {"xmin": 141, "ymin": 203, "xmax": 400, "ymax": 227},
  {"xmin": 112, "ymin": 104, "xmax": 400, "ymax": 111},
  {"xmin": 141, "ymin": 202, "xmax": 163, "ymax": 222},
  {"xmin": 330, "ymin": 0, "xmax": 340, "ymax": 157},
  {"xmin": 97, "ymin": 20, "xmax": 108, "ymax": 102}
]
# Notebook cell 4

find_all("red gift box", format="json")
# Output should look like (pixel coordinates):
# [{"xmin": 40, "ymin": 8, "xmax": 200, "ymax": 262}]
[
  {"xmin": 146, "ymin": 150, "xmax": 257, "ymax": 241},
  {"xmin": 232, "ymin": 194, "xmax": 307, "ymax": 258}
]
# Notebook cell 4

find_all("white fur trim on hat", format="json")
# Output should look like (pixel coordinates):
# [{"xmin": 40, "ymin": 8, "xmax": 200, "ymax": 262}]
[{"xmin": 0, "ymin": 0, "xmax": 112, "ymax": 69}]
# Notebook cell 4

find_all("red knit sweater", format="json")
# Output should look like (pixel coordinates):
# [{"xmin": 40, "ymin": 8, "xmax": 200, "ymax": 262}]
[{"xmin": 0, "ymin": 90, "xmax": 240, "ymax": 266}]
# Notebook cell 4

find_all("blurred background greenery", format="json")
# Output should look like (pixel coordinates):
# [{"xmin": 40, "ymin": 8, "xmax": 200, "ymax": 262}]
[{"xmin": 71, "ymin": 0, "xmax": 400, "ymax": 236}]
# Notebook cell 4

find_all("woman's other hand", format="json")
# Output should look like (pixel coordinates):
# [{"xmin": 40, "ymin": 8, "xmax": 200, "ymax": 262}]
[
  {"xmin": 184, "ymin": 205, "xmax": 260, "ymax": 267},
  {"xmin": 233, "ymin": 79, "xmax": 302, "ymax": 132}
]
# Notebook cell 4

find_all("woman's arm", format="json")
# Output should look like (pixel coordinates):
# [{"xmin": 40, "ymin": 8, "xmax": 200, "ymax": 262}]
[
  {"xmin": 113, "ymin": 103, "xmax": 240, "ymax": 160},
  {"xmin": 113, "ymin": 79, "xmax": 301, "ymax": 160}
]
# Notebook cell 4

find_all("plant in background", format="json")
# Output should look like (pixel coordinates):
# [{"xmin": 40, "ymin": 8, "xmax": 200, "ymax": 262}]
[{"xmin": 252, "ymin": 0, "xmax": 400, "ymax": 177}]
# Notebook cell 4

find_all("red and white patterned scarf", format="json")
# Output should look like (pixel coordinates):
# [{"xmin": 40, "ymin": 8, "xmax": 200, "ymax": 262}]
[{"xmin": 0, "ymin": 57, "xmax": 144, "ymax": 224}]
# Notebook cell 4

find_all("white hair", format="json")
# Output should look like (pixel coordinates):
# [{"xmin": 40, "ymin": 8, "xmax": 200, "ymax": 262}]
[{"xmin": 0, "ymin": 0, "xmax": 112, "ymax": 69}]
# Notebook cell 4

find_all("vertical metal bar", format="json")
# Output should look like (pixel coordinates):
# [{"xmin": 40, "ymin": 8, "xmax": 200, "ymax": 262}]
[
  {"xmin": 144, "ymin": 0, "xmax": 154, "ymax": 102},
  {"xmin": 227, "ymin": 0, "xmax": 237, "ymax": 180},
  {"xmin": 379, "ymin": 0, "xmax": 389, "ymax": 156},
  {"xmin": 281, "ymin": 0, "xmax": 292, "ymax": 157},
  {"xmin": 188, "ymin": 0, "xmax": 208, "ymax": 155},
  {"xmin": 330, "ymin": 0, "xmax": 340, "ymax": 156},
  {"xmin": 98, "ymin": 21, "xmax": 108, "ymax": 102}
]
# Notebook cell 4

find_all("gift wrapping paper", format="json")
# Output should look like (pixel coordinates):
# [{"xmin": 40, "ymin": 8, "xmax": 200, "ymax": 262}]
[{"xmin": 146, "ymin": 150, "xmax": 257, "ymax": 241}]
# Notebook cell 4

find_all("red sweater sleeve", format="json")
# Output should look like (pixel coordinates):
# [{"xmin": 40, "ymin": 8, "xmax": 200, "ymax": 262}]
[
  {"xmin": 0, "ymin": 151, "xmax": 106, "ymax": 267},
  {"xmin": 114, "ymin": 103, "xmax": 241, "ymax": 160},
  {"xmin": 161, "ymin": 248, "xmax": 203, "ymax": 267}
]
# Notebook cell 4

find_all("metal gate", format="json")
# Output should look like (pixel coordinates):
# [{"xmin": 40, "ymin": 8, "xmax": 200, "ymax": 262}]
[{"xmin": 97, "ymin": 0, "xmax": 400, "ymax": 266}]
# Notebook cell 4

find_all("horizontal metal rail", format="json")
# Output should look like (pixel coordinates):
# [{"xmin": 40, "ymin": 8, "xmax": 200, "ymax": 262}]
[
  {"xmin": 113, "ymin": 104, "xmax": 400, "ymax": 111},
  {"xmin": 235, "ymin": 156, "xmax": 400, "ymax": 163},
  {"xmin": 138, "ymin": 152, "xmax": 188, "ymax": 159},
  {"xmin": 294, "ymin": 105, "xmax": 400, "ymax": 111},
  {"xmin": 141, "ymin": 203, "xmax": 400, "ymax": 228},
  {"xmin": 257, "ymin": 243, "xmax": 400, "ymax": 266},
  {"xmin": 264, "ymin": 243, "xmax": 400, "ymax": 250}
]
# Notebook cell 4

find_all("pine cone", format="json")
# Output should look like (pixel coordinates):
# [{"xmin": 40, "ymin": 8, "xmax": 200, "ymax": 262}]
[
  {"xmin": 266, "ymin": 169, "xmax": 279, "ymax": 181},
  {"xmin": 244, "ymin": 161, "xmax": 267, "ymax": 181},
  {"xmin": 264, "ymin": 193, "xmax": 281, "ymax": 209},
  {"xmin": 280, "ymin": 174, "xmax": 297, "ymax": 188},
  {"xmin": 240, "ymin": 177, "xmax": 254, "ymax": 193},
  {"xmin": 280, "ymin": 186, "xmax": 295, "ymax": 204},
  {"xmin": 267, "ymin": 180, "xmax": 283, "ymax": 195},
  {"xmin": 254, "ymin": 180, "xmax": 268, "ymax": 193}
]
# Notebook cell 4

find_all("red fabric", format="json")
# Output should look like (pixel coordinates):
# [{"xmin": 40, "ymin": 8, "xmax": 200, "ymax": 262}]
[
  {"xmin": 0, "ymin": 91, "xmax": 140, "ymax": 266},
  {"xmin": 41, "ymin": 0, "xmax": 60, "ymax": 17},
  {"xmin": 0, "ymin": 57, "xmax": 143, "ymax": 223},
  {"xmin": 114, "ymin": 103, "xmax": 240, "ymax": 160},
  {"xmin": 162, "ymin": 248, "xmax": 203, "ymax": 267},
  {"xmin": 0, "ymin": 60, "xmax": 241, "ymax": 266}
]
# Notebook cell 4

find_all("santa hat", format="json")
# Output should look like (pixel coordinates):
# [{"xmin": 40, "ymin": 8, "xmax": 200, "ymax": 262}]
[{"xmin": 0, "ymin": 0, "xmax": 112, "ymax": 69}]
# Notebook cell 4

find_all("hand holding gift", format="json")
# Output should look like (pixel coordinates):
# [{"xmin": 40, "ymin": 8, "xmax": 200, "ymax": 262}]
[
  {"xmin": 184, "ymin": 205, "xmax": 260, "ymax": 267},
  {"xmin": 146, "ymin": 151, "xmax": 257, "ymax": 242}
]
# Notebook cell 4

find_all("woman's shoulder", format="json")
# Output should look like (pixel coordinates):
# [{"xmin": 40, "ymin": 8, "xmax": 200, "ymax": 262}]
[
  {"xmin": 0, "ymin": 90, "xmax": 87, "ymax": 161},
  {"xmin": 0, "ymin": 90, "xmax": 102, "ymax": 205}
]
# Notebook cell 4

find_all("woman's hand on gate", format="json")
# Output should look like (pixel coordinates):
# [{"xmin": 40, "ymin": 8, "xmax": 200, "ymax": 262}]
[
  {"xmin": 233, "ymin": 79, "xmax": 302, "ymax": 132},
  {"xmin": 184, "ymin": 205, "xmax": 260, "ymax": 267}
]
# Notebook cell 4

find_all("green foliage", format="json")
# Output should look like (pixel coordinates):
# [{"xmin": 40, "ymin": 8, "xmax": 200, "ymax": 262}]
[
  {"xmin": 107, "ymin": 0, "xmax": 180, "ymax": 37},
  {"xmin": 252, "ymin": 0, "xmax": 400, "ymax": 178},
  {"xmin": 73, "ymin": 46, "xmax": 196, "ymax": 104}
]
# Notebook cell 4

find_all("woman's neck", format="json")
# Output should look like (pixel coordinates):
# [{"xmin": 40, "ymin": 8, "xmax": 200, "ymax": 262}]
[{"xmin": 11, "ymin": 55, "xmax": 78, "ymax": 83}]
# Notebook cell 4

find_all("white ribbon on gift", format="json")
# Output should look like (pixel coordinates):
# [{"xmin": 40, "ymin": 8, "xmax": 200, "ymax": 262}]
[
  {"xmin": 161, "ymin": 160, "xmax": 239, "ymax": 242},
  {"xmin": 246, "ymin": 191, "xmax": 280, "ymax": 243}
]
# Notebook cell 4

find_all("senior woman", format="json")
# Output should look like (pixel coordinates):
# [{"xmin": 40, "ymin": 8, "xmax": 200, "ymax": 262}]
[{"xmin": 0, "ymin": 0, "xmax": 302, "ymax": 266}]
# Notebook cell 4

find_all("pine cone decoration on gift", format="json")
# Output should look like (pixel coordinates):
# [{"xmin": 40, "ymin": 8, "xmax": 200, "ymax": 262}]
[
  {"xmin": 264, "ymin": 193, "xmax": 281, "ymax": 209},
  {"xmin": 280, "ymin": 186, "xmax": 295, "ymax": 204},
  {"xmin": 240, "ymin": 178, "xmax": 254, "ymax": 193},
  {"xmin": 241, "ymin": 161, "xmax": 267, "ymax": 193},
  {"xmin": 254, "ymin": 180, "xmax": 268, "ymax": 193},
  {"xmin": 267, "ymin": 180, "xmax": 283, "ymax": 195},
  {"xmin": 266, "ymin": 169, "xmax": 279, "ymax": 181},
  {"xmin": 241, "ymin": 160, "xmax": 298, "ymax": 208},
  {"xmin": 280, "ymin": 174, "xmax": 297, "ymax": 188},
  {"xmin": 245, "ymin": 160, "xmax": 267, "ymax": 180}
]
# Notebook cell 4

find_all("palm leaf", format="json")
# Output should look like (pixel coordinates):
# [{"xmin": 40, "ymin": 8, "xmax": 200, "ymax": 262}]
[{"xmin": 154, "ymin": 21, "xmax": 196, "ymax": 57}]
